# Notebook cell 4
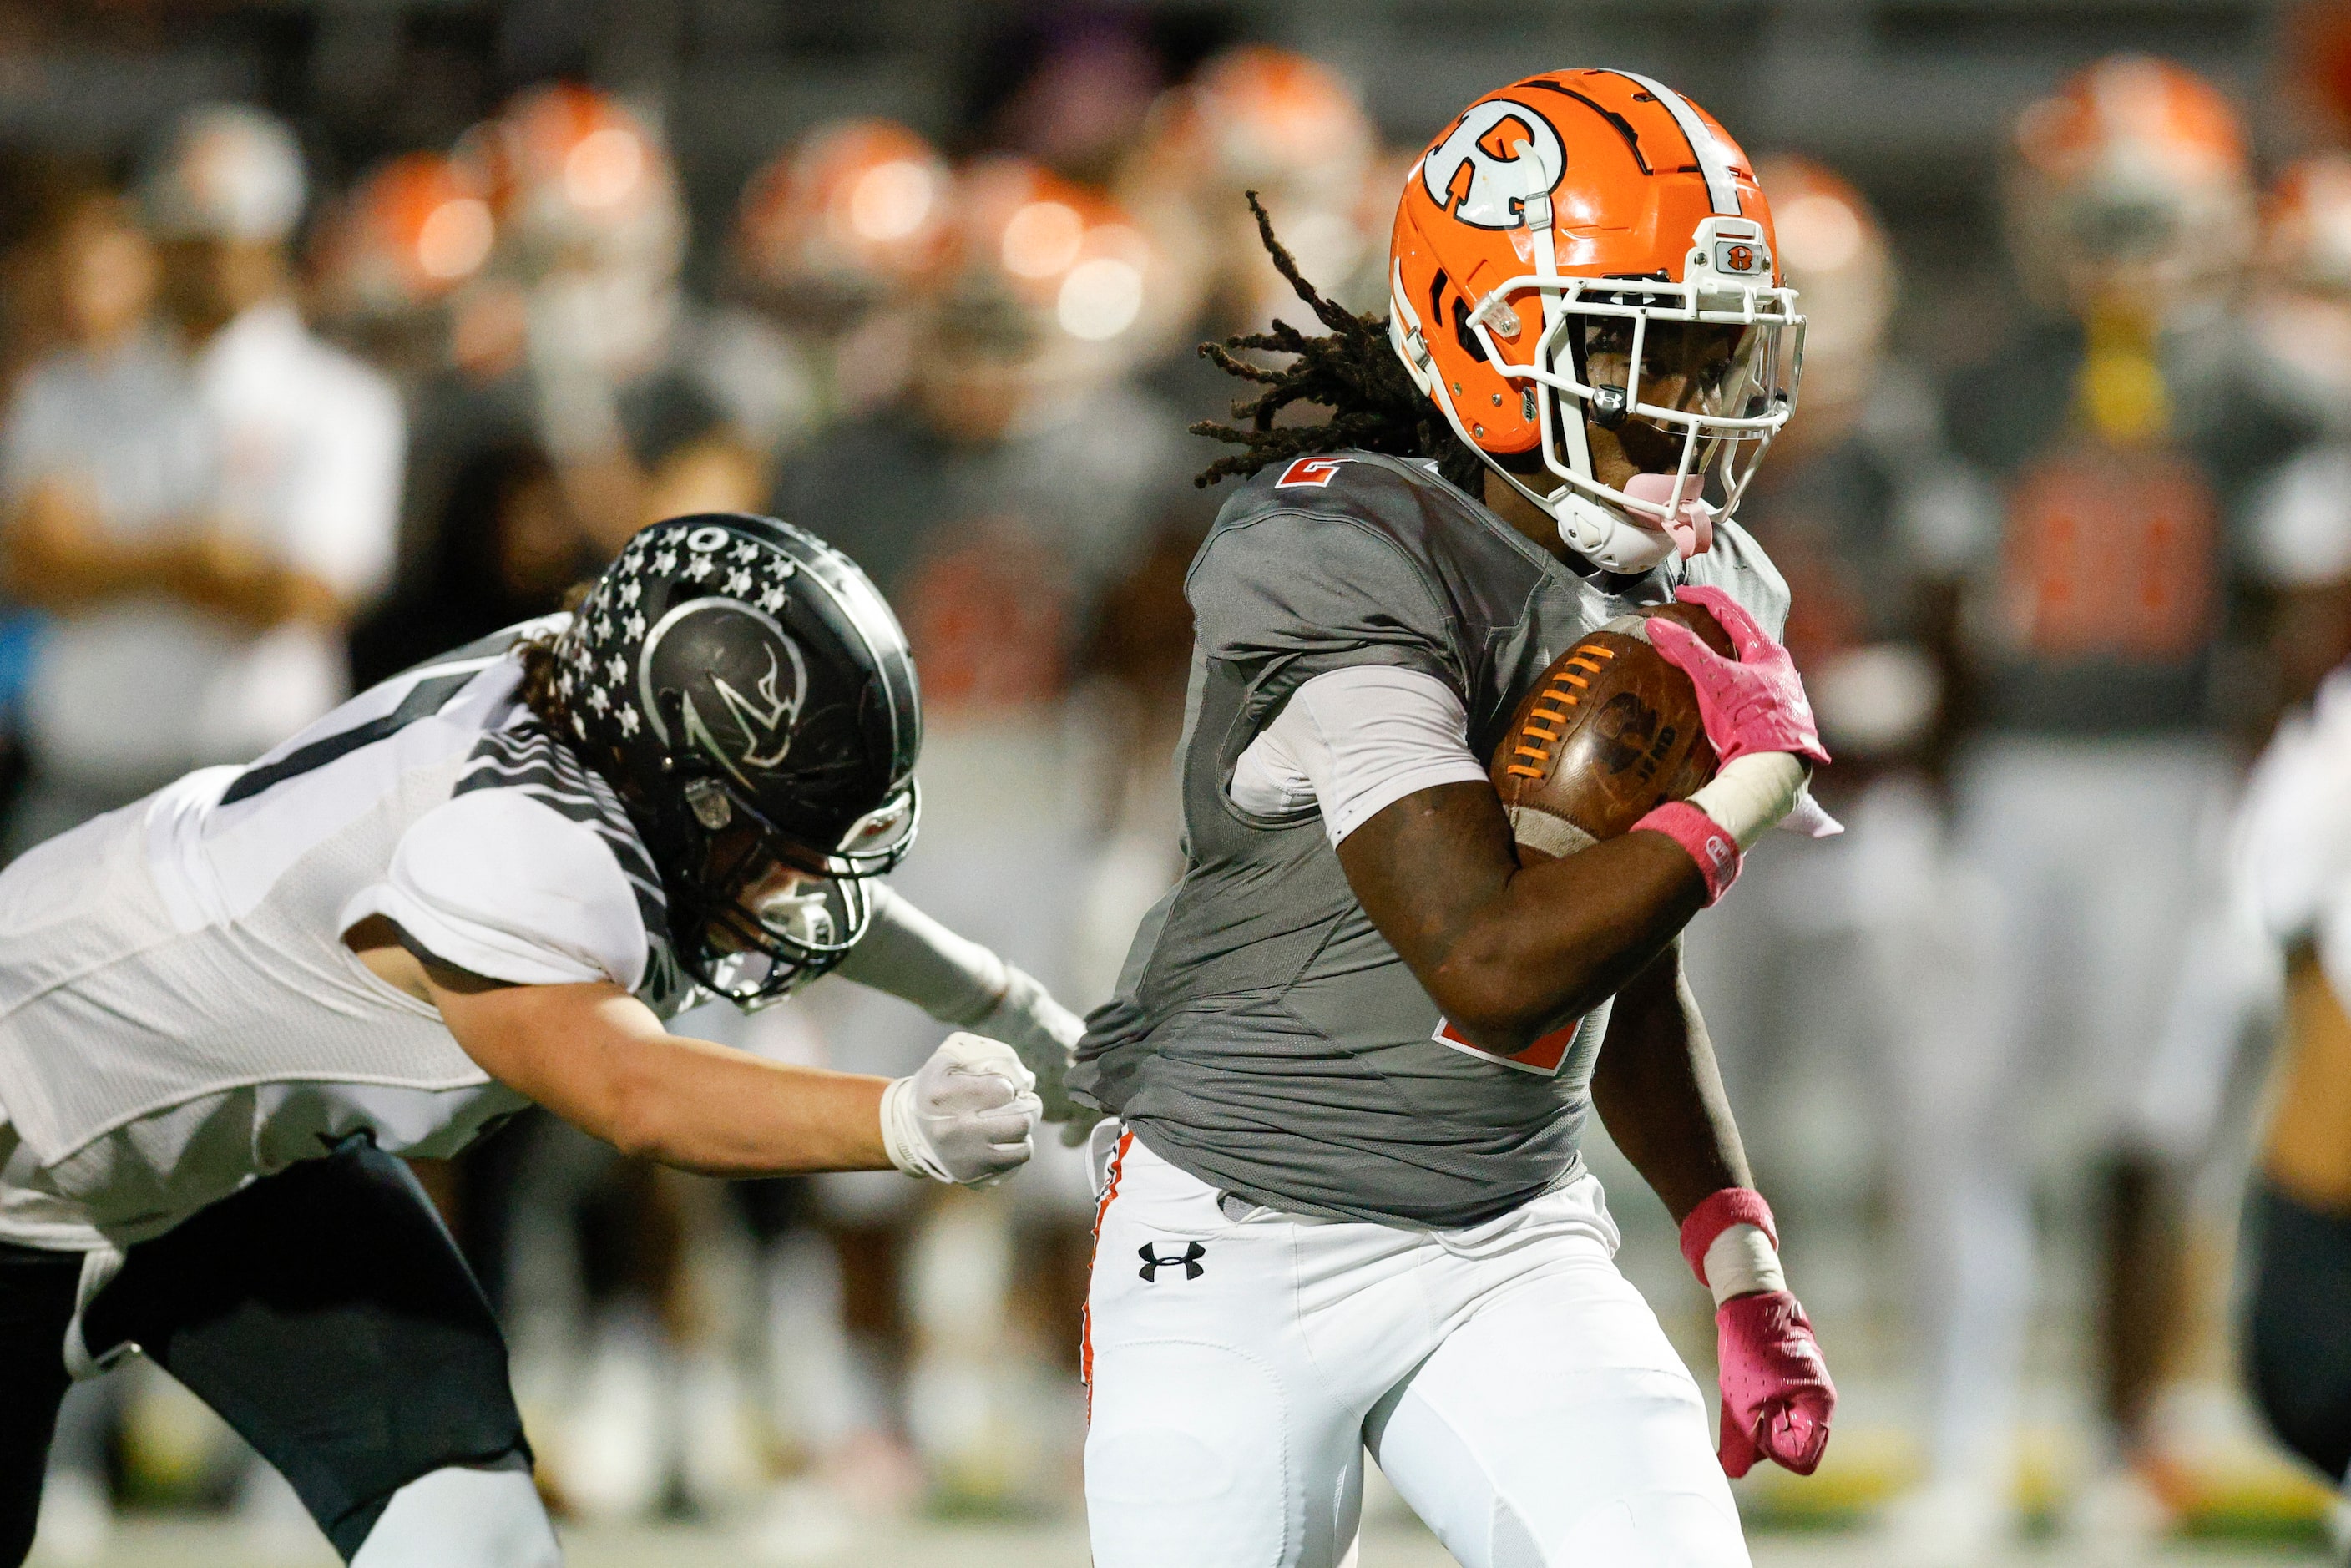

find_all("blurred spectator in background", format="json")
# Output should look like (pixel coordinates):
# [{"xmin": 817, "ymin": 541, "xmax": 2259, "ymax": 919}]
[
  {"xmin": 346, "ymin": 438, "xmax": 591, "ymax": 688},
  {"xmin": 1886, "ymin": 57, "xmax": 2308, "ymax": 1557},
  {"xmin": 728, "ymin": 119, "xmax": 951, "ymax": 448},
  {"xmin": 769, "ymin": 150, "xmax": 1185, "ymax": 1515},
  {"xmin": 1675, "ymin": 154, "xmax": 1979, "ymax": 1495},
  {"xmin": 0, "ymin": 105, "xmax": 400, "ymax": 855},
  {"xmin": 1116, "ymin": 45, "xmax": 1380, "ymax": 427}
]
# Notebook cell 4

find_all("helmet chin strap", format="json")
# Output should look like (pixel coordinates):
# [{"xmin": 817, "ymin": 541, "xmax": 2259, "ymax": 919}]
[{"xmin": 1555, "ymin": 490, "xmax": 1678, "ymax": 575}]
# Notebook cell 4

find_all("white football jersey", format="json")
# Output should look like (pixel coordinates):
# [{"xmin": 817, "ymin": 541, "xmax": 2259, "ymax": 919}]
[{"xmin": 0, "ymin": 615, "xmax": 697, "ymax": 1251}]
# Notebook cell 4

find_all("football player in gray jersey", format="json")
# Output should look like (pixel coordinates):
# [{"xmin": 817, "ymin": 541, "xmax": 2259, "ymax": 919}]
[
  {"xmin": 0, "ymin": 513, "xmax": 1088, "ymax": 1566},
  {"xmin": 1073, "ymin": 72, "xmax": 1837, "ymax": 1568}
]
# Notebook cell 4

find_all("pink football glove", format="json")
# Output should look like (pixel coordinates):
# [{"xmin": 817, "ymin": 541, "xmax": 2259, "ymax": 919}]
[
  {"xmin": 1645, "ymin": 584, "xmax": 1830, "ymax": 768},
  {"xmin": 1713, "ymin": 1290, "xmax": 1836, "ymax": 1478}
]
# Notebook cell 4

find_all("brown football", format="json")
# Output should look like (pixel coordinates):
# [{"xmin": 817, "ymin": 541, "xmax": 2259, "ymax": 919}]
[{"xmin": 1490, "ymin": 601, "xmax": 1735, "ymax": 864}]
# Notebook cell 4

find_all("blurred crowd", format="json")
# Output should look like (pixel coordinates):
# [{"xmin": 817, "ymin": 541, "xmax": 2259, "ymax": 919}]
[{"xmin": 8, "ymin": 4, "xmax": 2351, "ymax": 1565}]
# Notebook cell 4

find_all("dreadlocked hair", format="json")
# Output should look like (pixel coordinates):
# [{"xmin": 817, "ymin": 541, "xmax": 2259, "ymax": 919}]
[{"xmin": 1191, "ymin": 192, "xmax": 1486, "ymax": 495}]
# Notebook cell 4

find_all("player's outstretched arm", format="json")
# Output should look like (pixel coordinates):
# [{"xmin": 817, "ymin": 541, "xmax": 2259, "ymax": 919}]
[
  {"xmin": 1337, "ymin": 781, "xmax": 1707, "ymax": 1054},
  {"xmin": 424, "ymin": 965, "xmax": 1039, "ymax": 1184}
]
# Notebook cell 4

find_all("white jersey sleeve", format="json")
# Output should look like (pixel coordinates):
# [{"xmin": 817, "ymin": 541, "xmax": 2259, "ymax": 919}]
[
  {"xmin": 346, "ymin": 790, "xmax": 650, "ymax": 990},
  {"xmin": 1227, "ymin": 665, "xmax": 1488, "ymax": 847}
]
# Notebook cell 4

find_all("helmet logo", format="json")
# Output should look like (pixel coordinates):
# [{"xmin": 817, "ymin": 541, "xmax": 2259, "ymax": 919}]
[
  {"xmin": 639, "ymin": 598, "xmax": 811, "ymax": 789},
  {"xmin": 708, "ymin": 641, "xmax": 806, "ymax": 771},
  {"xmin": 1422, "ymin": 99, "xmax": 1565, "ymax": 230}
]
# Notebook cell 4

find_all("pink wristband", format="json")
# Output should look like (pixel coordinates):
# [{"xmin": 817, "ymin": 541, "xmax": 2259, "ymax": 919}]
[
  {"xmin": 1679, "ymin": 1187, "xmax": 1779, "ymax": 1287},
  {"xmin": 1631, "ymin": 801, "xmax": 1742, "ymax": 905}
]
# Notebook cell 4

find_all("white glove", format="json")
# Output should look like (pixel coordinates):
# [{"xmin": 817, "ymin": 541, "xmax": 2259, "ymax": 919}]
[
  {"xmin": 973, "ymin": 966, "xmax": 1102, "ymax": 1143},
  {"xmin": 879, "ymin": 1033, "xmax": 1041, "ymax": 1188}
]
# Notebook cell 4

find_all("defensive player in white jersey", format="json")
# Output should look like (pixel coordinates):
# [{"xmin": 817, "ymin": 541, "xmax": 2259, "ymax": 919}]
[
  {"xmin": 0, "ymin": 512, "xmax": 1082, "ymax": 1566},
  {"xmin": 1073, "ymin": 73, "xmax": 1834, "ymax": 1567}
]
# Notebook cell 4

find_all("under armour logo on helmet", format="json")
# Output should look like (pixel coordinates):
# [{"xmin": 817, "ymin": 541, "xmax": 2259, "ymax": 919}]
[
  {"xmin": 1138, "ymin": 1242, "xmax": 1206, "ymax": 1282},
  {"xmin": 1422, "ymin": 99, "xmax": 1566, "ymax": 230}
]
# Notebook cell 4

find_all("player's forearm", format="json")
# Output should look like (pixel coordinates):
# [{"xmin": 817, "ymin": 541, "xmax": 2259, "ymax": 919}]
[
  {"xmin": 1590, "ymin": 947, "xmax": 1751, "ymax": 1222},
  {"xmin": 597, "ymin": 1037, "xmax": 895, "ymax": 1176},
  {"xmin": 3, "ymin": 488, "xmax": 185, "ymax": 607},
  {"xmin": 1344, "ymin": 781, "xmax": 1705, "ymax": 1050},
  {"xmin": 444, "ymin": 983, "xmax": 894, "ymax": 1176}
]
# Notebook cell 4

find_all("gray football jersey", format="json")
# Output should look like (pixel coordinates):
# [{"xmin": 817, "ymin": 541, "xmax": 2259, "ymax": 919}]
[{"xmin": 1069, "ymin": 452, "xmax": 1788, "ymax": 1228}]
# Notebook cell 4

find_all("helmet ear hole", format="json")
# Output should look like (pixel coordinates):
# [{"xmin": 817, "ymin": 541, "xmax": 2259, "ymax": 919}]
[{"xmin": 1449, "ymin": 295, "xmax": 1491, "ymax": 366}]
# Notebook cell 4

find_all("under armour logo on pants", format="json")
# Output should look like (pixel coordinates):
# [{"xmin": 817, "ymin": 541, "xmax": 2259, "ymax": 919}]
[{"xmin": 1138, "ymin": 1242, "xmax": 1206, "ymax": 1282}]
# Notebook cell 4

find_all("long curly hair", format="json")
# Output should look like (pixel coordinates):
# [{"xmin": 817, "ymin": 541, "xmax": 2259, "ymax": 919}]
[
  {"xmin": 1191, "ymin": 193, "xmax": 1484, "ymax": 495},
  {"xmin": 515, "ymin": 582, "xmax": 595, "ymax": 740}
]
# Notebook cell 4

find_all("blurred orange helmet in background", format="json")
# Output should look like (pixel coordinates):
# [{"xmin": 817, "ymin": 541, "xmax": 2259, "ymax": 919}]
[
  {"xmin": 1173, "ymin": 45, "xmax": 1373, "ymax": 206},
  {"xmin": 2251, "ymin": 152, "xmax": 2351, "ymax": 420},
  {"xmin": 735, "ymin": 119, "xmax": 953, "ymax": 306},
  {"xmin": 2004, "ymin": 55, "xmax": 2252, "ymax": 319},
  {"xmin": 474, "ymin": 82, "xmax": 683, "ymax": 283},
  {"xmin": 2263, "ymin": 152, "xmax": 2351, "ymax": 294},
  {"xmin": 1389, "ymin": 69, "xmax": 1799, "ymax": 574},
  {"xmin": 1121, "ymin": 45, "xmax": 1376, "ymax": 331},
  {"xmin": 945, "ymin": 159, "xmax": 1153, "ymax": 348},
  {"xmin": 1754, "ymin": 154, "xmax": 1895, "ymax": 417},
  {"xmin": 920, "ymin": 157, "xmax": 1160, "ymax": 432},
  {"xmin": 311, "ymin": 152, "xmax": 494, "ymax": 323}
]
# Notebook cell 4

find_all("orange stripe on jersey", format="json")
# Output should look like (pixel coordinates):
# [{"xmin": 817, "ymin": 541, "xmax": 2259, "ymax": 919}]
[{"xmin": 1081, "ymin": 1129, "xmax": 1135, "ymax": 1421}]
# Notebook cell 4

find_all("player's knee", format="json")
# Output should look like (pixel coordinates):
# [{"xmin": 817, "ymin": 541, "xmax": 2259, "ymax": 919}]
[
  {"xmin": 349, "ymin": 1463, "xmax": 561, "ymax": 1568},
  {"xmin": 1545, "ymin": 1491, "xmax": 1749, "ymax": 1568}
]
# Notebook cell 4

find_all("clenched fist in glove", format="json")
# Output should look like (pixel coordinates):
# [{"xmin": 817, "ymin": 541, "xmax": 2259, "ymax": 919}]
[
  {"xmin": 879, "ymin": 1033, "xmax": 1042, "ymax": 1188},
  {"xmin": 1679, "ymin": 1188, "xmax": 1837, "ymax": 1478},
  {"xmin": 834, "ymin": 888, "xmax": 1100, "ymax": 1143}
]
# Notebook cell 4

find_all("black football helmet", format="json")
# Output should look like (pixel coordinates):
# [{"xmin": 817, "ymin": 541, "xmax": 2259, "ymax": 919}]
[{"xmin": 555, "ymin": 513, "xmax": 921, "ymax": 1004}]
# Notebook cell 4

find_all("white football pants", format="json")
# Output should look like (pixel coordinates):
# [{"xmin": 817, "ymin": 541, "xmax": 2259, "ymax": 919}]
[{"xmin": 1083, "ymin": 1134, "xmax": 1747, "ymax": 1568}]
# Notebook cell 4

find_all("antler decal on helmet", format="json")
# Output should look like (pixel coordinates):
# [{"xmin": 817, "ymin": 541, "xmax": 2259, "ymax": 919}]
[{"xmin": 709, "ymin": 638, "xmax": 807, "ymax": 774}]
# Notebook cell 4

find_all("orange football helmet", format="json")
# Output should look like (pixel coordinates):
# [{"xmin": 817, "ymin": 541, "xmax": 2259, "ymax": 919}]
[
  {"xmin": 1752, "ymin": 155, "xmax": 1893, "ymax": 425},
  {"xmin": 311, "ymin": 153, "xmax": 495, "ymax": 322},
  {"xmin": 948, "ymin": 159, "xmax": 1152, "ymax": 348},
  {"xmin": 735, "ymin": 119, "xmax": 951, "ymax": 306},
  {"xmin": 1390, "ymin": 70, "xmax": 1800, "ymax": 574},
  {"xmin": 918, "ymin": 158, "xmax": 1158, "ymax": 434},
  {"xmin": 473, "ymin": 83, "xmax": 684, "ymax": 284},
  {"xmin": 2004, "ymin": 56, "xmax": 2252, "ymax": 320},
  {"xmin": 2251, "ymin": 152, "xmax": 2351, "ymax": 419}
]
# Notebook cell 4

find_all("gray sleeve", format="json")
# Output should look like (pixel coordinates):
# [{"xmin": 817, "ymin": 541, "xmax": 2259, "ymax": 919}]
[
  {"xmin": 1188, "ymin": 511, "xmax": 1464, "ymax": 710},
  {"xmin": 834, "ymin": 884, "xmax": 1008, "ymax": 1026}
]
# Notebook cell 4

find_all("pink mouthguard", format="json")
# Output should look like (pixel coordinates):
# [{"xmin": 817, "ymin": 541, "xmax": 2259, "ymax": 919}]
[{"xmin": 1623, "ymin": 473, "xmax": 1716, "ymax": 559}]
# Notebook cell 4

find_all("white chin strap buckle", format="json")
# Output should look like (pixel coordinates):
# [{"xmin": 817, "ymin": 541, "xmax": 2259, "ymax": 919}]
[{"xmin": 1554, "ymin": 491, "xmax": 1677, "ymax": 576}]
